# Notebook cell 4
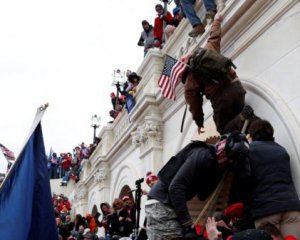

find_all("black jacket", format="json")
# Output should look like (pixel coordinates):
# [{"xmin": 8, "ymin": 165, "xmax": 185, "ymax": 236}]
[
  {"xmin": 148, "ymin": 141, "xmax": 222, "ymax": 224},
  {"xmin": 250, "ymin": 141, "xmax": 300, "ymax": 219}
]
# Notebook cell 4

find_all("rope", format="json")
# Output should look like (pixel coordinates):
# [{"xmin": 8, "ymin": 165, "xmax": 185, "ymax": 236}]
[{"xmin": 194, "ymin": 172, "xmax": 228, "ymax": 226}]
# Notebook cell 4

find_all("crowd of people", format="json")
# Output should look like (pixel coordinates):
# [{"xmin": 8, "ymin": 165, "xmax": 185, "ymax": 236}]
[
  {"xmin": 54, "ymin": 1, "xmax": 300, "ymax": 239},
  {"xmin": 48, "ymin": 141, "xmax": 99, "ymax": 186},
  {"xmin": 145, "ymin": 120, "xmax": 300, "ymax": 240},
  {"xmin": 109, "ymin": 0, "xmax": 219, "ymax": 121},
  {"xmin": 54, "ymin": 134, "xmax": 300, "ymax": 240},
  {"xmin": 109, "ymin": 71, "xmax": 142, "ymax": 122},
  {"xmin": 137, "ymin": 2, "xmax": 184, "ymax": 56},
  {"xmin": 137, "ymin": 0, "xmax": 219, "ymax": 56},
  {"xmin": 54, "ymin": 193, "xmax": 138, "ymax": 240},
  {"xmin": 139, "ymin": 4, "xmax": 300, "ymax": 240}
]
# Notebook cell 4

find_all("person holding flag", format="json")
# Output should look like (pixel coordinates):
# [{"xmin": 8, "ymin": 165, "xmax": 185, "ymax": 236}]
[{"xmin": 181, "ymin": 12, "xmax": 248, "ymax": 135}]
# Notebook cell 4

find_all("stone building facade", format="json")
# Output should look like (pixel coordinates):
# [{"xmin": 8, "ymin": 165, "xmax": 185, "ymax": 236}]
[{"xmin": 69, "ymin": 0, "xmax": 300, "ymax": 232}]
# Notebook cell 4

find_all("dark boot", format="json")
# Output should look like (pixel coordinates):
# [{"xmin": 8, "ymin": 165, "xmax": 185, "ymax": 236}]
[{"xmin": 188, "ymin": 23, "xmax": 205, "ymax": 38}]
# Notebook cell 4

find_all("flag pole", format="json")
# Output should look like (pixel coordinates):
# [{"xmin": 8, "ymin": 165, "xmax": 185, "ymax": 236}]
[{"xmin": 0, "ymin": 103, "xmax": 49, "ymax": 190}]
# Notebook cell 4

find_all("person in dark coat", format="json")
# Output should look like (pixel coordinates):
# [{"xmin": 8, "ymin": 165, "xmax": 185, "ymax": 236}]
[
  {"xmin": 146, "ymin": 131, "xmax": 249, "ymax": 240},
  {"xmin": 107, "ymin": 198, "xmax": 124, "ymax": 238},
  {"xmin": 118, "ymin": 196, "xmax": 135, "ymax": 237},
  {"xmin": 99, "ymin": 202, "xmax": 111, "ymax": 235},
  {"xmin": 248, "ymin": 119, "xmax": 300, "ymax": 238}
]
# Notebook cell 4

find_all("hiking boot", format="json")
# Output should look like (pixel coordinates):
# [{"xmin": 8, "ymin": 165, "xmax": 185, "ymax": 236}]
[
  {"xmin": 203, "ymin": 11, "xmax": 217, "ymax": 26},
  {"xmin": 188, "ymin": 23, "xmax": 205, "ymax": 38},
  {"xmin": 240, "ymin": 105, "xmax": 256, "ymax": 121}
]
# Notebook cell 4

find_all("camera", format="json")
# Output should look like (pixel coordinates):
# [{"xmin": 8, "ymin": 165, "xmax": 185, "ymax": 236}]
[{"xmin": 135, "ymin": 178, "xmax": 144, "ymax": 185}]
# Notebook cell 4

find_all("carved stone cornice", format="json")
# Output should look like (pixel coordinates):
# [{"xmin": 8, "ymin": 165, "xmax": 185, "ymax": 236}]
[
  {"xmin": 77, "ymin": 188, "xmax": 88, "ymax": 201},
  {"xmin": 131, "ymin": 126, "xmax": 147, "ymax": 147},
  {"xmin": 143, "ymin": 117, "xmax": 162, "ymax": 143},
  {"xmin": 94, "ymin": 167, "xmax": 109, "ymax": 183},
  {"xmin": 131, "ymin": 116, "xmax": 163, "ymax": 148}
]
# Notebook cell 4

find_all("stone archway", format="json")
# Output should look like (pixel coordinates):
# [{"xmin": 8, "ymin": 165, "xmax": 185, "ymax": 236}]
[{"xmin": 119, "ymin": 184, "xmax": 134, "ymax": 202}]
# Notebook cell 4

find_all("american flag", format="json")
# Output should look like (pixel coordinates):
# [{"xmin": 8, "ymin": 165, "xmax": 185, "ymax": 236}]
[
  {"xmin": 0, "ymin": 143, "xmax": 16, "ymax": 161},
  {"xmin": 158, "ymin": 55, "xmax": 187, "ymax": 101}
]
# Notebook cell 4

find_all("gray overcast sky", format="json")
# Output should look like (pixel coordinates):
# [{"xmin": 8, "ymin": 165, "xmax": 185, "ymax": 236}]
[{"xmin": 0, "ymin": 0, "xmax": 176, "ymax": 172}]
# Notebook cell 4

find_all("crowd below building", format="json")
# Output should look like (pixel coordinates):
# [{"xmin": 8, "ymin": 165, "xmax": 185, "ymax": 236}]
[
  {"xmin": 54, "ymin": 193, "xmax": 137, "ymax": 240},
  {"xmin": 48, "ymin": 141, "xmax": 100, "ymax": 186},
  {"xmin": 51, "ymin": 0, "xmax": 300, "ymax": 240}
]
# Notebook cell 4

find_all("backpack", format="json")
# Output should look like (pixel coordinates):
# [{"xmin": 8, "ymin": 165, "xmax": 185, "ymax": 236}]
[{"xmin": 189, "ymin": 48, "xmax": 236, "ymax": 85}]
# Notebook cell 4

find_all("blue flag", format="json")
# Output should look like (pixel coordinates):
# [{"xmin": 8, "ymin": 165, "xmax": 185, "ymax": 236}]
[
  {"xmin": 0, "ymin": 123, "xmax": 58, "ymax": 240},
  {"xmin": 125, "ymin": 93, "xmax": 136, "ymax": 113}
]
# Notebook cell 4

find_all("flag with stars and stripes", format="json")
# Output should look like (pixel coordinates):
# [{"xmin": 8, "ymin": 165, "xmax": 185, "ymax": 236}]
[
  {"xmin": 158, "ymin": 55, "xmax": 187, "ymax": 101},
  {"xmin": 0, "ymin": 143, "xmax": 15, "ymax": 161}
]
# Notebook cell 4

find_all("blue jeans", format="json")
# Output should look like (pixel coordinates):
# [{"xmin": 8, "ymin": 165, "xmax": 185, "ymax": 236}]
[
  {"xmin": 203, "ymin": 0, "xmax": 217, "ymax": 12},
  {"xmin": 180, "ymin": 0, "xmax": 216, "ymax": 27}
]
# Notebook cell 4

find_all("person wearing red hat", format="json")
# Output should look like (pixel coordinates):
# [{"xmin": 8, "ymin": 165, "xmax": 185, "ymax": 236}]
[
  {"xmin": 145, "ymin": 171, "xmax": 158, "ymax": 188},
  {"xmin": 110, "ymin": 92, "xmax": 123, "ymax": 111}
]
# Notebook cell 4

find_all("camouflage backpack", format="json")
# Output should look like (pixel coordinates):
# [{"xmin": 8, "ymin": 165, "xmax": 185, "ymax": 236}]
[{"xmin": 189, "ymin": 48, "xmax": 236, "ymax": 84}]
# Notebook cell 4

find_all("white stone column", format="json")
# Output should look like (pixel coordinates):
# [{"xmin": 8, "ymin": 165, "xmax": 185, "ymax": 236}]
[
  {"xmin": 75, "ymin": 183, "xmax": 88, "ymax": 214},
  {"xmin": 94, "ymin": 163, "xmax": 111, "ymax": 203}
]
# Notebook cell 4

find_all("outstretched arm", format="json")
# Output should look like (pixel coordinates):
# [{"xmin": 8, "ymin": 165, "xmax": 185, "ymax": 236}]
[{"xmin": 168, "ymin": 155, "xmax": 199, "ymax": 226}]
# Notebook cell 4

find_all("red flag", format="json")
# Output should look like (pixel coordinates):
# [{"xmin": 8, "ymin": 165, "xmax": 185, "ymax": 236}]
[{"xmin": 158, "ymin": 55, "xmax": 187, "ymax": 101}]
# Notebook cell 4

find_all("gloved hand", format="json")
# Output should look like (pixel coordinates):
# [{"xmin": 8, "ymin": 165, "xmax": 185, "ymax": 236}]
[{"xmin": 183, "ymin": 224, "xmax": 198, "ymax": 240}]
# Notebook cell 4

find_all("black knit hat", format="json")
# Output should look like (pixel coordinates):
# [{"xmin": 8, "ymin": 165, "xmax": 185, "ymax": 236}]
[
  {"xmin": 142, "ymin": 20, "xmax": 149, "ymax": 26},
  {"xmin": 155, "ymin": 4, "xmax": 163, "ymax": 10}
]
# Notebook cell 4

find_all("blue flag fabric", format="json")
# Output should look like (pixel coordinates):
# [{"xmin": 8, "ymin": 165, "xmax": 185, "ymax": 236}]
[
  {"xmin": 125, "ymin": 93, "xmax": 136, "ymax": 113},
  {"xmin": 0, "ymin": 123, "xmax": 58, "ymax": 240}
]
